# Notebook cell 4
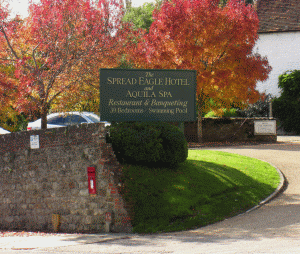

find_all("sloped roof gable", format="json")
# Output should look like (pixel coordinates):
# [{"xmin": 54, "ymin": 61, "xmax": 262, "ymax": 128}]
[{"xmin": 257, "ymin": 0, "xmax": 300, "ymax": 33}]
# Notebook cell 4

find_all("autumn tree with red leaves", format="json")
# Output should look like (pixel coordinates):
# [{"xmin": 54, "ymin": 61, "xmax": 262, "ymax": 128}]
[
  {"xmin": 0, "ymin": 0, "xmax": 129, "ymax": 129},
  {"xmin": 0, "ymin": 2, "xmax": 23, "ymax": 129},
  {"xmin": 129, "ymin": 0, "xmax": 271, "ymax": 141}
]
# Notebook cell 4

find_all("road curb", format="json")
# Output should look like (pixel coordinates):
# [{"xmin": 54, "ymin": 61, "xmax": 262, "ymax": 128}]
[
  {"xmin": 189, "ymin": 144, "xmax": 287, "ymax": 216},
  {"xmin": 232, "ymin": 158, "xmax": 286, "ymax": 216},
  {"xmin": 190, "ymin": 146, "xmax": 287, "ymax": 221}
]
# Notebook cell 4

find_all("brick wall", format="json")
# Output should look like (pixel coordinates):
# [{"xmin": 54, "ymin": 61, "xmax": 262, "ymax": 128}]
[
  {"xmin": 0, "ymin": 123, "xmax": 132, "ymax": 233},
  {"xmin": 184, "ymin": 117, "xmax": 277, "ymax": 143}
]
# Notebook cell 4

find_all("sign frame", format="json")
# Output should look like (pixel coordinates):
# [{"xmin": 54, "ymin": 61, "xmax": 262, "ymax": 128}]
[
  {"xmin": 100, "ymin": 68, "xmax": 197, "ymax": 122},
  {"xmin": 30, "ymin": 135, "xmax": 40, "ymax": 149},
  {"xmin": 254, "ymin": 120, "xmax": 276, "ymax": 135}
]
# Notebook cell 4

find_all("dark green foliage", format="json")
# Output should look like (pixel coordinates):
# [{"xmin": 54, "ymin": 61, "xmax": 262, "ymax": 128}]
[
  {"xmin": 222, "ymin": 108, "xmax": 238, "ymax": 117},
  {"xmin": 0, "ymin": 112, "xmax": 29, "ymax": 132},
  {"xmin": 108, "ymin": 121, "xmax": 188, "ymax": 168},
  {"xmin": 236, "ymin": 93, "xmax": 273, "ymax": 117},
  {"xmin": 272, "ymin": 70, "xmax": 300, "ymax": 134}
]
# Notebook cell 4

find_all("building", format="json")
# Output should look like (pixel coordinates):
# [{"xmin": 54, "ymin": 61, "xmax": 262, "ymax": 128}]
[{"xmin": 254, "ymin": 0, "xmax": 300, "ymax": 97}]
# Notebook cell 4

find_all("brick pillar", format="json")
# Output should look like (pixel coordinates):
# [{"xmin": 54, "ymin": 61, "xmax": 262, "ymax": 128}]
[{"xmin": 99, "ymin": 142, "xmax": 132, "ymax": 233}]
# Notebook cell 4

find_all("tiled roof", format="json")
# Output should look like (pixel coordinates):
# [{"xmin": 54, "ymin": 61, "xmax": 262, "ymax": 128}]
[{"xmin": 256, "ymin": 0, "xmax": 300, "ymax": 33}]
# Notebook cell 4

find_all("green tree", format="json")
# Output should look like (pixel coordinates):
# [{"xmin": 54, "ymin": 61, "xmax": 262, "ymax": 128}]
[
  {"xmin": 123, "ymin": 0, "xmax": 132, "ymax": 9},
  {"xmin": 273, "ymin": 70, "xmax": 300, "ymax": 134},
  {"xmin": 123, "ymin": 2, "xmax": 156, "ymax": 32},
  {"xmin": 120, "ymin": 1, "xmax": 163, "ymax": 69},
  {"xmin": 219, "ymin": 0, "xmax": 255, "ymax": 6}
]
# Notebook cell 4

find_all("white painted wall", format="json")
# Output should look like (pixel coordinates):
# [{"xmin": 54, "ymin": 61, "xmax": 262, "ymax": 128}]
[{"xmin": 254, "ymin": 31, "xmax": 300, "ymax": 97}]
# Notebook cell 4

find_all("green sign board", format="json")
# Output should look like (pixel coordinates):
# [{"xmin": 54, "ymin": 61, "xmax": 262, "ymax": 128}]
[{"xmin": 100, "ymin": 69, "xmax": 197, "ymax": 122}]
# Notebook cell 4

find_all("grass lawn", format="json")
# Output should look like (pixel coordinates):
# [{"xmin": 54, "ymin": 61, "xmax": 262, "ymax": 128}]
[{"xmin": 120, "ymin": 150, "xmax": 281, "ymax": 234}]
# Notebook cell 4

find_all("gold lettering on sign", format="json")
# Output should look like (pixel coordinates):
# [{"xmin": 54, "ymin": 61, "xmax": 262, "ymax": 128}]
[
  {"xmin": 139, "ymin": 77, "xmax": 164, "ymax": 85},
  {"xmin": 164, "ymin": 78, "xmax": 189, "ymax": 86},
  {"xmin": 107, "ymin": 77, "xmax": 137, "ymax": 85},
  {"xmin": 151, "ymin": 99, "xmax": 188, "ymax": 108},
  {"xmin": 126, "ymin": 91, "xmax": 156, "ymax": 98},
  {"xmin": 144, "ymin": 86, "xmax": 154, "ymax": 91},
  {"xmin": 107, "ymin": 76, "xmax": 189, "ymax": 86},
  {"xmin": 145, "ymin": 72, "xmax": 154, "ymax": 77},
  {"xmin": 176, "ymin": 108, "xmax": 188, "ymax": 113},
  {"xmin": 108, "ymin": 99, "xmax": 143, "ymax": 106},
  {"xmin": 149, "ymin": 108, "xmax": 175, "ymax": 114},
  {"xmin": 158, "ymin": 91, "xmax": 172, "ymax": 97},
  {"xmin": 117, "ymin": 108, "xmax": 143, "ymax": 113}
]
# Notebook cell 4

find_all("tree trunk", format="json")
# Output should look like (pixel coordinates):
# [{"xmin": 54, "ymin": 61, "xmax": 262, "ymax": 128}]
[
  {"xmin": 197, "ymin": 103, "xmax": 203, "ymax": 143},
  {"xmin": 197, "ymin": 113, "xmax": 203, "ymax": 143},
  {"xmin": 124, "ymin": 0, "xmax": 132, "ymax": 9},
  {"xmin": 41, "ymin": 106, "xmax": 48, "ymax": 130}
]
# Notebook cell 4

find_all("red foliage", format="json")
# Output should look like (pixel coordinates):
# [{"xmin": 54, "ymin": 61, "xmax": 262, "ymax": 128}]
[
  {"xmin": 0, "ymin": 0, "xmax": 129, "ymax": 128},
  {"xmin": 129, "ymin": 0, "xmax": 272, "ymax": 112}
]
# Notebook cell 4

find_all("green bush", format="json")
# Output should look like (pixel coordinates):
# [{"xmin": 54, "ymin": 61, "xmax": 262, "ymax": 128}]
[
  {"xmin": 272, "ymin": 70, "xmax": 300, "ymax": 134},
  {"xmin": 108, "ymin": 122, "xmax": 188, "ymax": 168},
  {"xmin": 204, "ymin": 108, "xmax": 238, "ymax": 118},
  {"xmin": 0, "ymin": 112, "xmax": 29, "ymax": 132},
  {"xmin": 273, "ymin": 98, "xmax": 300, "ymax": 133}
]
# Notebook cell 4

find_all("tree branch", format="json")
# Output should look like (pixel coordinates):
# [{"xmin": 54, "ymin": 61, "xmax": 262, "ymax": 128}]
[
  {"xmin": 32, "ymin": 43, "xmax": 41, "ymax": 69},
  {"xmin": 0, "ymin": 26, "xmax": 19, "ymax": 60}
]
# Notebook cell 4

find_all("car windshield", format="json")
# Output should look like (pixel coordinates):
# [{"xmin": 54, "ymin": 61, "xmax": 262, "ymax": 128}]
[
  {"xmin": 85, "ymin": 114, "xmax": 100, "ymax": 123},
  {"xmin": 48, "ymin": 116, "xmax": 66, "ymax": 125},
  {"xmin": 65, "ymin": 115, "xmax": 87, "ymax": 125}
]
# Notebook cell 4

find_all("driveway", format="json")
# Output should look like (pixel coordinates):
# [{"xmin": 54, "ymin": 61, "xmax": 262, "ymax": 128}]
[{"xmin": 1, "ymin": 136, "xmax": 300, "ymax": 253}]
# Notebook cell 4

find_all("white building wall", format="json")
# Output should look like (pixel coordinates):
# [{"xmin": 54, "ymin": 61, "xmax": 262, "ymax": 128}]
[{"xmin": 254, "ymin": 31, "xmax": 300, "ymax": 97}]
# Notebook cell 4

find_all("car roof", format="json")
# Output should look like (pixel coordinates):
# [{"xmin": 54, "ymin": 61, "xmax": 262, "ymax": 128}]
[
  {"xmin": 48, "ymin": 111, "xmax": 88, "ymax": 116},
  {"xmin": 47, "ymin": 112, "xmax": 99, "ymax": 118}
]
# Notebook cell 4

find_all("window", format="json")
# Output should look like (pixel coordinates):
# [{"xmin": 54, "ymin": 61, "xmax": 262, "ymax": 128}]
[
  {"xmin": 85, "ymin": 114, "xmax": 100, "ymax": 123},
  {"xmin": 64, "ymin": 115, "xmax": 87, "ymax": 125},
  {"xmin": 48, "ymin": 116, "xmax": 66, "ymax": 125}
]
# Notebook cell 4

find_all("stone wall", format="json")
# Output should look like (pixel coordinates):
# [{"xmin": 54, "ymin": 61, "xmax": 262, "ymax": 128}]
[
  {"xmin": 184, "ymin": 117, "xmax": 277, "ymax": 143},
  {"xmin": 0, "ymin": 123, "xmax": 132, "ymax": 233}
]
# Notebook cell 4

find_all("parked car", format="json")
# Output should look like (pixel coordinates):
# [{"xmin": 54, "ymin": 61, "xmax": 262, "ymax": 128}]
[
  {"xmin": 27, "ymin": 112, "xmax": 110, "ymax": 130},
  {"xmin": 0, "ymin": 127, "xmax": 10, "ymax": 134}
]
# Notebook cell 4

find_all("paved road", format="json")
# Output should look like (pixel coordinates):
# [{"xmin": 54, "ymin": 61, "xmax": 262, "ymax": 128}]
[{"xmin": 1, "ymin": 137, "xmax": 300, "ymax": 253}]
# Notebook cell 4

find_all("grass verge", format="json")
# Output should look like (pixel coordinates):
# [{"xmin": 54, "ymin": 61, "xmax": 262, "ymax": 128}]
[
  {"xmin": 122, "ymin": 150, "xmax": 280, "ymax": 233},
  {"xmin": 119, "ymin": 150, "xmax": 281, "ymax": 234}
]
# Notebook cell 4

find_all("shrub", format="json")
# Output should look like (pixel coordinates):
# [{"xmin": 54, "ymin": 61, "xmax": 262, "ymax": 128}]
[
  {"xmin": 204, "ymin": 108, "xmax": 238, "ymax": 118},
  {"xmin": 108, "ymin": 122, "xmax": 188, "ymax": 168},
  {"xmin": 272, "ymin": 70, "xmax": 300, "ymax": 134},
  {"xmin": 236, "ymin": 93, "xmax": 273, "ymax": 118},
  {"xmin": 0, "ymin": 111, "xmax": 29, "ymax": 132}
]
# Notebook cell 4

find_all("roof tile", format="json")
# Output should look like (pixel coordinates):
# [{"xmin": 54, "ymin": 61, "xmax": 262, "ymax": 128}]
[{"xmin": 257, "ymin": 0, "xmax": 300, "ymax": 33}]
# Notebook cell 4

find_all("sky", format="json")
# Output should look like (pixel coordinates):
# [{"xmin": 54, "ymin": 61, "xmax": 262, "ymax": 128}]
[{"xmin": 9, "ymin": 0, "xmax": 155, "ymax": 17}]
